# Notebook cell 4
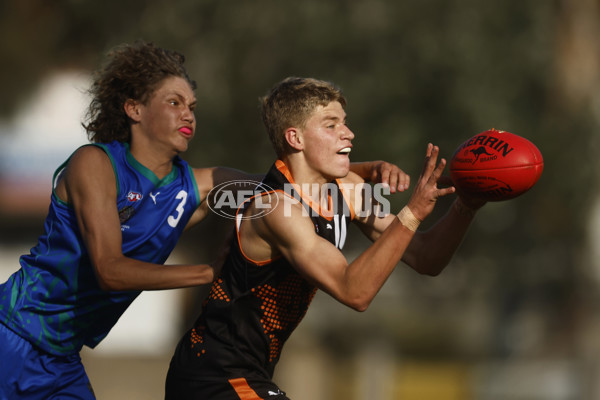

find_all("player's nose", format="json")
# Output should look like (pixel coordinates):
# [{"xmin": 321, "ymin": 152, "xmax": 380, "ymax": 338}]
[{"xmin": 341, "ymin": 125, "xmax": 355, "ymax": 141}]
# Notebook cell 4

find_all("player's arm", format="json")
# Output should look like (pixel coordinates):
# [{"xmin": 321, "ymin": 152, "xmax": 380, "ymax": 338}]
[
  {"xmin": 247, "ymin": 144, "xmax": 451, "ymax": 311},
  {"xmin": 349, "ymin": 160, "xmax": 410, "ymax": 193},
  {"xmin": 59, "ymin": 146, "xmax": 217, "ymax": 291},
  {"xmin": 340, "ymin": 171, "xmax": 398, "ymax": 242},
  {"xmin": 402, "ymin": 192, "xmax": 485, "ymax": 276},
  {"xmin": 186, "ymin": 162, "xmax": 409, "ymax": 228},
  {"xmin": 258, "ymin": 202, "xmax": 410, "ymax": 311},
  {"xmin": 393, "ymin": 146, "xmax": 485, "ymax": 276},
  {"xmin": 186, "ymin": 167, "xmax": 263, "ymax": 228},
  {"xmin": 348, "ymin": 144, "xmax": 478, "ymax": 277},
  {"xmin": 353, "ymin": 193, "xmax": 482, "ymax": 277}
]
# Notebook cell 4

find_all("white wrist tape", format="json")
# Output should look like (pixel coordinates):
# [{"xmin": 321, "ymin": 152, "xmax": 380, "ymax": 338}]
[{"xmin": 397, "ymin": 206, "xmax": 420, "ymax": 232}]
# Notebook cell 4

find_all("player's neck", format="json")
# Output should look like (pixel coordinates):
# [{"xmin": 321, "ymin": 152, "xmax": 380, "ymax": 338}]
[
  {"xmin": 128, "ymin": 139, "xmax": 175, "ymax": 180},
  {"xmin": 281, "ymin": 155, "xmax": 331, "ymax": 189}
]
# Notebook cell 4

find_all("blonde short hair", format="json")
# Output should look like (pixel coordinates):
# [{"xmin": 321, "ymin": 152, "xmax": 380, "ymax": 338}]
[{"xmin": 261, "ymin": 77, "xmax": 346, "ymax": 157}]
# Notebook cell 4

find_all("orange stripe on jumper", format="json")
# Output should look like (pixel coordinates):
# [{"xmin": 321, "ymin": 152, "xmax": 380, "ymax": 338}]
[
  {"xmin": 228, "ymin": 378, "xmax": 264, "ymax": 400},
  {"xmin": 275, "ymin": 159, "xmax": 337, "ymax": 220}
]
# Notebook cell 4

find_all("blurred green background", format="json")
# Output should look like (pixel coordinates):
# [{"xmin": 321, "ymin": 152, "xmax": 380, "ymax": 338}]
[{"xmin": 1, "ymin": 0, "xmax": 599, "ymax": 399}]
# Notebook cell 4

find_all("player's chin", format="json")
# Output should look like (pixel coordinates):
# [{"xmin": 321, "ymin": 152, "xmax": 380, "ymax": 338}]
[
  {"xmin": 331, "ymin": 160, "xmax": 351, "ymax": 178},
  {"xmin": 174, "ymin": 138, "xmax": 192, "ymax": 153}
]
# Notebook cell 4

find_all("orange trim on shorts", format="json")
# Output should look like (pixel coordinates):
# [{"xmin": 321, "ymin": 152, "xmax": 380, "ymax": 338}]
[{"xmin": 229, "ymin": 378, "xmax": 264, "ymax": 400}]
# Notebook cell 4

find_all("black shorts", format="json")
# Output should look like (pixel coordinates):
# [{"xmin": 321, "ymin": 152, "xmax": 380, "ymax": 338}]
[{"xmin": 165, "ymin": 370, "xmax": 290, "ymax": 400}]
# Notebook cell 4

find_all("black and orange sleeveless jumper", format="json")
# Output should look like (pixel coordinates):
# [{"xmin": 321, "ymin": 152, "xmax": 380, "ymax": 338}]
[{"xmin": 167, "ymin": 160, "xmax": 354, "ymax": 399}]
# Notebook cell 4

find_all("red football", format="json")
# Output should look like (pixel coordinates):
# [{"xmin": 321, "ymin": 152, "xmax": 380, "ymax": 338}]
[{"xmin": 449, "ymin": 129, "xmax": 543, "ymax": 201}]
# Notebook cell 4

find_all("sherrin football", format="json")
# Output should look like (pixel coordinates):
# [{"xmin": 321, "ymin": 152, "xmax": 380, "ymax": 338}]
[{"xmin": 449, "ymin": 129, "xmax": 543, "ymax": 201}]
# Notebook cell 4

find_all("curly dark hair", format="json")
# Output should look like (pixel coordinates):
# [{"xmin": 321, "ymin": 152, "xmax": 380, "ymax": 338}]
[{"xmin": 83, "ymin": 41, "xmax": 197, "ymax": 143}]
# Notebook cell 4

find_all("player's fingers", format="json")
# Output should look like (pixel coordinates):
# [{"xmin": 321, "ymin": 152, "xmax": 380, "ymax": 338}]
[
  {"xmin": 425, "ymin": 142, "xmax": 433, "ymax": 158},
  {"xmin": 419, "ymin": 144, "xmax": 435, "ymax": 177},
  {"xmin": 432, "ymin": 157, "xmax": 447, "ymax": 180},
  {"xmin": 397, "ymin": 173, "xmax": 410, "ymax": 192},
  {"xmin": 370, "ymin": 167, "xmax": 381, "ymax": 184},
  {"xmin": 419, "ymin": 143, "xmax": 433, "ymax": 171},
  {"xmin": 386, "ymin": 168, "xmax": 400, "ymax": 194},
  {"xmin": 371, "ymin": 168, "xmax": 392, "ymax": 193},
  {"xmin": 436, "ymin": 186, "xmax": 456, "ymax": 198},
  {"xmin": 381, "ymin": 167, "xmax": 394, "ymax": 193},
  {"xmin": 423, "ymin": 146, "xmax": 441, "ymax": 182}
]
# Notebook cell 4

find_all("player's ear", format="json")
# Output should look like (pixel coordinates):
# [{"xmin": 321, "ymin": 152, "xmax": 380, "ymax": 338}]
[
  {"xmin": 285, "ymin": 127, "xmax": 304, "ymax": 151},
  {"xmin": 124, "ymin": 99, "xmax": 142, "ymax": 122}
]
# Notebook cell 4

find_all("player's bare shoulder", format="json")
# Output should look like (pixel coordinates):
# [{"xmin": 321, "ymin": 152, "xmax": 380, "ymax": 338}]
[
  {"xmin": 238, "ymin": 190, "xmax": 299, "ymax": 260},
  {"xmin": 67, "ymin": 144, "xmax": 109, "ymax": 166},
  {"xmin": 246, "ymin": 189, "xmax": 298, "ymax": 222},
  {"xmin": 246, "ymin": 190, "xmax": 308, "ymax": 236},
  {"xmin": 55, "ymin": 145, "xmax": 113, "ymax": 203}
]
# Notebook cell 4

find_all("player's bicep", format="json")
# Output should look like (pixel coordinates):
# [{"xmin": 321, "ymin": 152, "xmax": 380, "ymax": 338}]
[
  {"xmin": 262, "ymin": 202, "xmax": 349, "ymax": 297},
  {"xmin": 64, "ymin": 147, "xmax": 123, "ymax": 263}
]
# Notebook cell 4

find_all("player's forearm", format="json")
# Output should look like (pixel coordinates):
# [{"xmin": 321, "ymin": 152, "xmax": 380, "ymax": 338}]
[
  {"xmin": 349, "ymin": 161, "xmax": 379, "ymax": 181},
  {"xmin": 342, "ymin": 217, "xmax": 414, "ymax": 311},
  {"xmin": 408, "ymin": 198, "xmax": 477, "ymax": 275},
  {"xmin": 94, "ymin": 258, "xmax": 216, "ymax": 291}
]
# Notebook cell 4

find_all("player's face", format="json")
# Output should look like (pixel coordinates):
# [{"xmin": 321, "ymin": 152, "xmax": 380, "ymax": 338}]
[
  {"xmin": 137, "ymin": 76, "xmax": 197, "ymax": 154},
  {"xmin": 300, "ymin": 101, "xmax": 354, "ymax": 180}
]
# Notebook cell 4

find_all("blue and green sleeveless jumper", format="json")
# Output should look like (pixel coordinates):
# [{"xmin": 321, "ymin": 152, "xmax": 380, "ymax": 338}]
[{"xmin": 0, "ymin": 141, "xmax": 200, "ymax": 356}]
